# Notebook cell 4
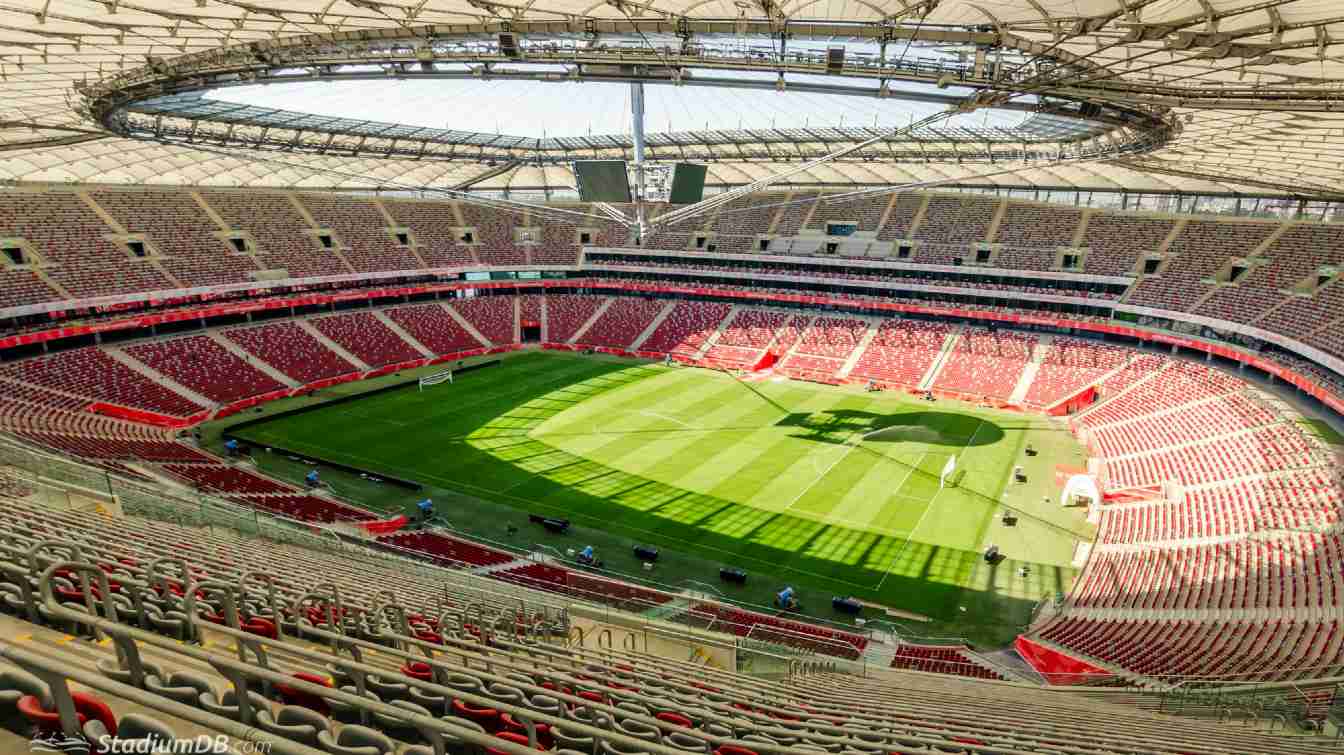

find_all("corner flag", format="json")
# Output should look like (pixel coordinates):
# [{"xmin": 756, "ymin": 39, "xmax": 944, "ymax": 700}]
[{"xmin": 940, "ymin": 455, "xmax": 957, "ymax": 489}]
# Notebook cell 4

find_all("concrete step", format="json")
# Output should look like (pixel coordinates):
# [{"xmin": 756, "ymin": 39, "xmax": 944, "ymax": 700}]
[
  {"xmin": 1009, "ymin": 361, "xmax": 1042, "ymax": 405},
  {"xmin": 980, "ymin": 648, "xmax": 1048, "ymax": 685},
  {"xmin": 1008, "ymin": 336, "xmax": 1052, "ymax": 404},
  {"xmin": 692, "ymin": 304, "xmax": 741, "ymax": 360},
  {"xmin": 440, "ymin": 301, "xmax": 493, "ymax": 348},
  {"xmin": 295, "ymin": 318, "xmax": 372, "ymax": 371},
  {"xmin": 643, "ymin": 597, "xmax": 692, "ymax": 621},
  {"xmin": 1071, "ymin": 360, "xmax": 1172, "ymax": 423},
  {"xmin": 918, "ymin": 326, "xmax": 964, "ymax": 390},
  {"xmin": 775, "ymin": 315, "xmax": 816, "ymax": 362},
  {"xmin": 568, "ymin": 297, "xmax": 614, "ymax": 344},
  {"xmin": 470, "ymin": 557, "xmax": 534, "ymax": 576},
  {"xmin": 629, "ymin": 301, "xmax": 677, "ymax": 351},
  {"xmin": 371, "ymin": 308, "xmax": 436, "ymax": 359},
  {"xmin": 103, "ymin": 347, "xmax": 215, "ymax": 408},
  {"xmin": 205, "ymin": 330, "xmax": 300, "ymax": 388},
  {"xmin": 838, "ymin": 319, "xmax": 880, "ymax": 379}
]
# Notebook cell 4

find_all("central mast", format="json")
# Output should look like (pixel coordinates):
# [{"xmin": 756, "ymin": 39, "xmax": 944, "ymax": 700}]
[{"xmin": 630, "ymin": 81, "xmax": 648, "ymax": 245}]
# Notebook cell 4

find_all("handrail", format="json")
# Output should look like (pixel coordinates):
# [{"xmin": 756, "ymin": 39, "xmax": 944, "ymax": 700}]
[
  {"xmin": 0, "ymin": 515, "xmax": 1327, "ymax": 752},
  {"xmin": 26, "ymin": 539, "xmax": 84, "ymax": 575},
  {"xmin": 60, "ymin": 558, "xmax": 1323, "ymax": 755},
  {"xmin": 0, "ymin": 642, "xmax": 327, "ymax": 755},
  {"xmin": 238, "ymin": 570, "xmax": 284, "ymax": 630},
  {"xmin": 22, "ymin": 556, "xmax": 1068, "ymax": 753},
  {"xmin": 34, "ymin": 562, "xmax": 546, "ymax": 755},
  {"xmin": 31, "ymin": 560, "xmax": 1018, "ymax": 755}
]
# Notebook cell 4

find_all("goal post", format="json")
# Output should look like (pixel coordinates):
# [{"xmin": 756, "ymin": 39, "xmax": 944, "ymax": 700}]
[{"xmin": 418, "ymin": 368, "xmax": 454, "ymax": 391}]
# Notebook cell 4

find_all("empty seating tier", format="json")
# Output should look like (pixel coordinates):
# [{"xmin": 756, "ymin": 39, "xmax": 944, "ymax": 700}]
[
  {"xmin": 703, "ymin": 194, "xmax": 787, "ymax": 253},
  {"xmin": 310, "ymin": 312, "xmax": 423, "ymax": 367},
  {"xmin": 224, "ymin": 322, "xmax": 357, "ymax": 384},
  {"xmin": 93, "ymin": 190, "xmax": 253, "ymax": 288},
  {"xmin": 0, "ymin": 192, "xmax": 174, "ymax": 299},
  {"xmin": 381, "ymin": 199, "xmax": 477, "ymax": 268},
  {"xmin": 789, "ymin": 316, "xmax": 868, "ymax": 360},
  {"xmin": 386, "ymin": 303, "xmax": 482, "ymax": 355},
  {"xmin": 519, "ymin": 294, "xmax": 543, "ymax": 324},
  {"xmin": 638, "ymin": 301, "xmax": 731, "ymax": 356},
  {"xmin": 377, "ymin": 531, "xmax": 517, "ymax": 568},
  {"xmin": 1127, "ymin": 221, "xmax": 1280, "ymax": 313},
  {"xmin": 201, "ymin": 190, "xmax": 334, "ymax": 278},
  {"xmin": 804, "ymin": 195, "xmax": 888, "ymax": 233},
  {"xmin": 1023, "ymin": 338, "xmax": 1131, "ymax": 408},
  {"xmin": 458, "ymin": 203, "xmax": 526, "ymax": 266},
  {"xmin": 931, "ymin": 328, "xmax": 1035, "ymax": 400},
  {"xmin": 448, "ymin": 297, "xmax": 515, "ymax": 345},
  {"xmin": 544, "ymin": 295, "xmax": 607, "ymax": 343},
  {"xmin": 1079, "ymin": 214, "xmax": 1173, "ymax": 276},
  {"xmin": 0, "ymin": 494, "xmax": 1322, "ymax": 754},
  {"xmin": 848, "ymin": 319, "xmax": 951, "ymax": 387},
  {"xmin": 0, "ymin": 269, "xmax": 61, "ymax": 309},
  {"xmin": 0, "ymin": 280, "xmax": 1342, "ymax": 705},
  {"xmin": 875, "ymin": 194, "xmax": 923, "ymax": 241},
  {"xmin": 296, "ymin": 194, "xmax": 422, "ymax": 273},
  {"xmin": 533, "ymin": 208, "xmax": 592, "ymax": 265},
  {"xmin": 912, "ymin": 195, "xmax": 998, "ymax": 246},
  {"xmin": 3, "ymin": 186, "xmax": 1344, "ymax": 378},
  {"xmin": 125, "ymin": 335, "xmax": 286, "ymax": 403},
  {"xmin": 1, "ymin": 347, "xmax": 203, "ymax": 417},
  {"xmin": 890, "ymin": 644, "xmax": 1004, "ymax": 681},
  {"xmin": 574, "ymin": 297, "xmax": 666, "ymax": 349},
  {"xmin": 702, "ymin": 309, "xmax": 797, "ymax": 367}
]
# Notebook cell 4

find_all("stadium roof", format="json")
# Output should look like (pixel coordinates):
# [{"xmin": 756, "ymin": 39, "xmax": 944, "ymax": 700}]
[{"xmin": 1, "ymin": 1, "xmax": 1342, "ymax": 197}]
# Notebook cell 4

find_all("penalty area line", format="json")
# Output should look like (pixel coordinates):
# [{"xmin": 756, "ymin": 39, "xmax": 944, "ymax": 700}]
[
  {"xmin": 779, "ymin": 430, "xmax": 865, "ymax": 514},
  {"xmin": 872, "ymin": 419, "xmax": 987, "ymax": 591}
]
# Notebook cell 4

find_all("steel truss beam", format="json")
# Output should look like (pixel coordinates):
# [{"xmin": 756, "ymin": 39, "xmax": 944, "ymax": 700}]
[
  {"xmin": 648, "ymin": 103, "xmax": 1171, "ymax": 230},
  {"xmin": 151, "ymin": 139, "xmax": 625, "ymax": 226}
]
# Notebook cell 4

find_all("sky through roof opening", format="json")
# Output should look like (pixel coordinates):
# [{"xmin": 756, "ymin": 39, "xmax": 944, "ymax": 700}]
[{"xmin": 205, "ymin": 76, "xmax": 1033, "ymax": 139}]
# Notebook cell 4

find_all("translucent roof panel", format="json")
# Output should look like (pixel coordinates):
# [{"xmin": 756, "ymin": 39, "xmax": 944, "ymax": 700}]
[{"xmin": 0, "ymin": 1, "xmax": 1339, "ymax": 196}]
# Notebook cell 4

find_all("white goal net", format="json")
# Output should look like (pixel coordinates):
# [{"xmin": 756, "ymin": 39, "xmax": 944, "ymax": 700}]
[{"xmin": 418, "ymin": 369, "xmax": 454, "ymax": 391}]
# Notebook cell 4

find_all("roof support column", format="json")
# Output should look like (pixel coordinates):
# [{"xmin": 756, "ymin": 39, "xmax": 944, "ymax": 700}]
[{"xmin": 631, "ymin": 81, "xmax": 648, "ymax": 244}]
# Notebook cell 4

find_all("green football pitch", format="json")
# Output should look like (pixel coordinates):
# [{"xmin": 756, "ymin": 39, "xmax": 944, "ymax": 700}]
[{"xmin": 222, "ymin": 350, "xmax": 1092, "ymax": 646}]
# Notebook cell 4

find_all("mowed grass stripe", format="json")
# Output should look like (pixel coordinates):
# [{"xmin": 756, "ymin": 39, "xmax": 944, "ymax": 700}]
[
  {"xmin": 494, "ymin": 435, "xmax": 915, "ymax": 590},
  {"xmin": 650, "ymin": 386, "xmax": 823, "ymax": 496},
  {"xmin": 231, "ymin": 352, "xmax": 1086, "ymax": 631},
  {"xmin": 530, "ymin": 366, "xmax": 723, "ymax": 439},
  {"xmin": 700, "ymin": 392, "xmax": 870, "ymax": 509},
  {"xmin": 792, "ymin": 445, "xmax": 925, "ymax": 537},
  {"xmin": 570, "ymin": 377, "xmax": 785, "ymax": 477},
  {"xmin": 499, "ymin": 369, "xmax": 1001, "ymax": 585},
  {"xmin": 734, "ymin": 394, "xmax": 880, "ymax": 512}
]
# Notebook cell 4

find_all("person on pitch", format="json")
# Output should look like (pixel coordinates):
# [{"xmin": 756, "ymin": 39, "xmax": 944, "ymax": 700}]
[
  {"xmin": 775, "ymin": 585, "xmax": 798, "ymax": 611},
  {"xmin": 305, "ymin": 469, "xmax": 320, "ymax": 488},
  {"xmin": 577, "ymin": 545, "xmax": 596, "ymax": 566},
  {"xmin": 416, "ymin": 498, "xmax": 434, "ymax": 522}
]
